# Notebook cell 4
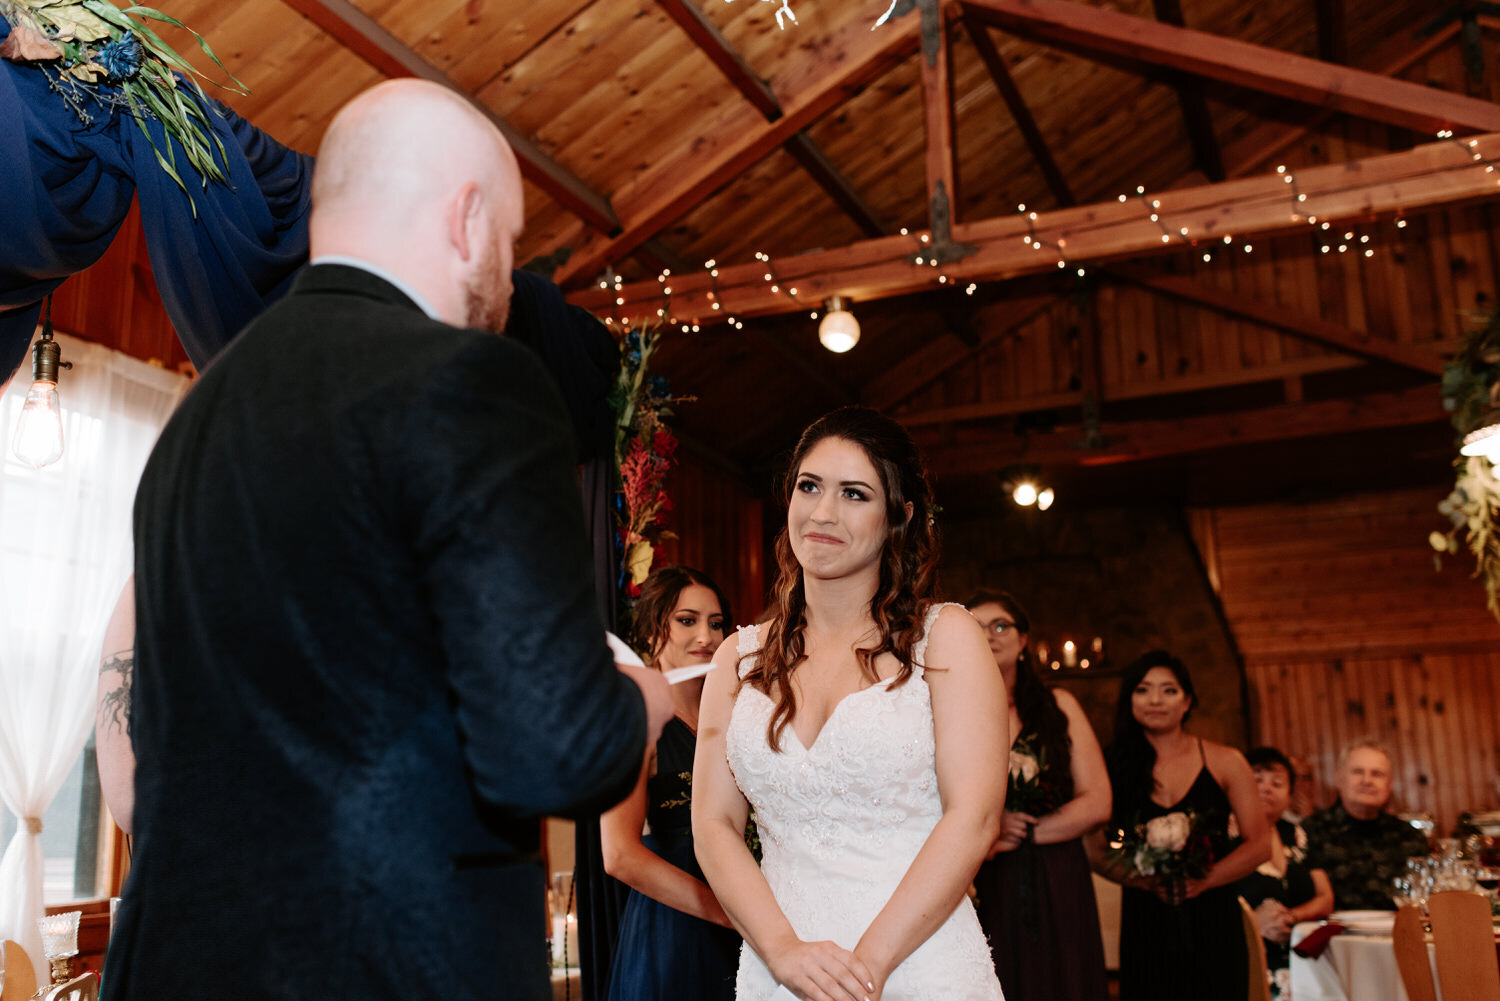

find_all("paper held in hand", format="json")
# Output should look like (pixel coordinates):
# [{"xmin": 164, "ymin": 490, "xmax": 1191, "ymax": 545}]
[{"xmin": 605, "ymin": 631, "xmax": 714, "ymax": 686}]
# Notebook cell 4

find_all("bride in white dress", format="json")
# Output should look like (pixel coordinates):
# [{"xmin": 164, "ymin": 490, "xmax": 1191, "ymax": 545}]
[{"xmin": 693, "ymin": 407, "xmax": 1010, "ymax": 1001}]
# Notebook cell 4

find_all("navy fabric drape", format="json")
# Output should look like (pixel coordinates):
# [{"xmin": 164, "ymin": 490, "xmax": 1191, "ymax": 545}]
[{"xmin": 0, "ymin": 20, "xmax": 313, "ymax": 382}]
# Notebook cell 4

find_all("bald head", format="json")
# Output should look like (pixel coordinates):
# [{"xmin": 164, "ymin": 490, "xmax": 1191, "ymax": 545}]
[{"xmin": 310, "ymin": 80, "xmax": 524, "ymax": 330}]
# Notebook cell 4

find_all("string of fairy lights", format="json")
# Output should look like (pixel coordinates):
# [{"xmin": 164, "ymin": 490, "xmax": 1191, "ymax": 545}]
[{"xmin": 596, "ymin": 129, "xmax": 1500, "ymax": 336}]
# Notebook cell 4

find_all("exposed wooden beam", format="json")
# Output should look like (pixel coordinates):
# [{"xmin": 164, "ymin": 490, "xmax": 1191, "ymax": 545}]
[
  {"xmin": 1150, "ymin": 0, "xmax": 1225, "ymax": 182},
  {"xmin": 1106, "ymin": 265, "xmax": 1447, "ymax": 375},
  {"xmin": 1221, "ymin": 22, "xmax": 1460, "ymax": 178},
  {"xmin": 1315, "ymin": 0, "xmax": 1348, "ymax": 65},
  {"xmin": 921, "ymin": 0, "xmax": 959, "ymax": 237},
  {"xmin": 568, "ymin": 132, "xmax": 1500, "ymax": 321},
  {"xmin": 961, "ymin": 12, "xmax": 1075, "ymax": 205},
  {"xmin": 918, "ymin": 384, "xmax": 1443, "ymax": 474},
  {"xmin": 550, "ymin": 6, "xmax": 923, "ymax": 286},
  {"xmin": 280, "ymin": 0, "xmax": 620, "ymax": 234},
  {"xmin": 962, "ymin": 0, "xmax": 1500, "ymax": 135}
]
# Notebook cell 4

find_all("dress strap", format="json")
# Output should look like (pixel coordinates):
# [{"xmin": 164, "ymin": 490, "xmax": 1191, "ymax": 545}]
[
  {"xmin": 734, "ymin": 624, "xmax": 762, "ymax": 679},
  {"xmin": 910, "ymin": 601, "xmax": 962, "ymax": 676},
  {"xmin": 1197, "ymin": 736, "xmax": 1207, "ymax": 766}
]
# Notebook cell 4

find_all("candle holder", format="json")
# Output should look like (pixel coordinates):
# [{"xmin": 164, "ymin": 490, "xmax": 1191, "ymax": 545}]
[{"xmin": 37, "ymin": 911, "xmax": 81, "ymax": 984}]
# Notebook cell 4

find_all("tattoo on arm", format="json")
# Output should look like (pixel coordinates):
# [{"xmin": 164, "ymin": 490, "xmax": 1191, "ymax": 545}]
[{"xmin": 99, "ymin": 651, "xmax": 134, "ymax": 735}]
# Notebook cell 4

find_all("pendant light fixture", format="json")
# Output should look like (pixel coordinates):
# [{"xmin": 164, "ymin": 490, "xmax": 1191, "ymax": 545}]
[
  {"xmin": 11, "ymin": 296, "xmax": 71, "ymax": 469},
  {"xmin": 818, "ymin": 296, "xmax": 860, "ymax": 353}
]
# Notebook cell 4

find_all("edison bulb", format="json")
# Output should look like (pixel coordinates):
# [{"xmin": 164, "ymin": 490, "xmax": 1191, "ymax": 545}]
[
  {"xmin": 1037, "ymin": 487, "xmax": 1055, "ymax": 511},
  {"xmin": 1013, "ymin": 482, "xmax": 1038, "ymax": 506},
  {"xmin": 12, "ymin": 379, "xmax": 64, "ymax": 468}
]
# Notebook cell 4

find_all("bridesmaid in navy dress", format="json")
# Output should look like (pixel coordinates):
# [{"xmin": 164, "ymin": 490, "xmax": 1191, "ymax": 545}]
[
  {"xmin": 602, "ymin": 566, "xmax": 740, "ymax": 1001},
  {"xmin": 1089, "ymin": 651, "xmax": 1271, "ymax": 1001}
]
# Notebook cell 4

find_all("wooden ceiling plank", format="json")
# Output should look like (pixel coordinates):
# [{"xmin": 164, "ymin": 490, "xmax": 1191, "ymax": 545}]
[
  {"xmin": 1106, "ymin": 264, "xmax": 1446, "ymax": 375},
  {"xmin": 550, "ymin": 10, "xmax": 924, "ymax": 286},
  {"xmin": 961, "ymin": 0, "xmax": 1500, "ymax": 135},
  {"xmin": 569, "ymin": 131, "xmax": 1500, "ymax": 320},
  {"xmin": 1150, "ymin": 0, "xmax": 1225, "ymax": 182},
  {"xmin": 918, "ymin": 384, "xmax": 1442, "ymax": 473},
  {"xmin": 654, "ymin": 0, "xmax": 781, "ymax": 118},
  {"xmin": 282, "ymin": 0, "xmax": 620, "ymax": 233},
  {"xmin": 784, "ymin": 133, "xmax": 891, "ymax": 238},
  {"xmin": 866, "ymin": 294, "xmax": 1058, "ymax": 410},
  {"xmin": 653, "ymin": 0, "xmax": 886, "ymax": 237},
  {"xmin": 960, "ymin": 12, "xmax": 1075, "ymax": 206},
  {"xmin": 1223, "ymin": 22, "xmax": 1461, "ymax": 179},
  {"xmin": 921, "ymin": 0, "xmax": 959, "ymax": 234},
  {"xmin": 1315, "ymin": 0, "xmax": 1348, "ymax": 65}
]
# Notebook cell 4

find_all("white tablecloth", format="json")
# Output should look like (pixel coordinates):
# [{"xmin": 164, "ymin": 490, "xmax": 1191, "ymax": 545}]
[{"xmin": 1289, "ymin": 921, "xmax": 1442, "ymax": 1001}]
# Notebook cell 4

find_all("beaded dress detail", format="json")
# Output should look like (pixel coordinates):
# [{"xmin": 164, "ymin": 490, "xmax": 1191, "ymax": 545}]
[{"xmin": 725, "ymin": 603, "xmax": 1006, "ymax": 1001}]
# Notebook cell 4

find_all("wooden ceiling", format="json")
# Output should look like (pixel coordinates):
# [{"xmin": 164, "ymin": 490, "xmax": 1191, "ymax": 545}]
[{"xmin": 55, "ymin": 0, "xmax": 1500, "ymax": 508}]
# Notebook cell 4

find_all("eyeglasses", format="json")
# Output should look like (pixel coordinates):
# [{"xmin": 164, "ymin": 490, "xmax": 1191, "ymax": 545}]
[{"xmin": 980, "ymin": 619, "xmax": 1017, "ymax": 636}]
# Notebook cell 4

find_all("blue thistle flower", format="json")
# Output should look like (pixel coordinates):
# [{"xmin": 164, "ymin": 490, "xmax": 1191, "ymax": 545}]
[
  {"xmin": 647, "ymin": 374, "xmax": 671, "ymax": 399},
  {"xmin": 96, "ymin": 34, "xmax": 145, "ymax": 82}
]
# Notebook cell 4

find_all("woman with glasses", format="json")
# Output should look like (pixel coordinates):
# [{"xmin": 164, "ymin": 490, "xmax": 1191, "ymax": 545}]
[{"xmin": 965, "ymin": 590, "xmax": 1112, "ymax": 1001}]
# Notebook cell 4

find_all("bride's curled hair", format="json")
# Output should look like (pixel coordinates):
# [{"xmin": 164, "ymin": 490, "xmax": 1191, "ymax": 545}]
[{"xmin": 741, "ymin": 406, "xmax": 940, "ymax": 750}]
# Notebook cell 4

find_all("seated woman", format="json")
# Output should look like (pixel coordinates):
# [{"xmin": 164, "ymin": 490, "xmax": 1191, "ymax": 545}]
[
  {"xmin": 602, "ymin": 565, "xmax": 741, "ymax": 1001},
  {"xmin": 1234, "ymin": 746, "xmax": 1335, "ymax": 1000}
]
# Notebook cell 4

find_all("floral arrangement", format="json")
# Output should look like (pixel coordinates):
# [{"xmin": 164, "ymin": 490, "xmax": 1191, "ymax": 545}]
[
  {"xmin": 1107, "ymin": 809, "xmax": 1216, "ymax": 904},
  {"xmin": 608, "ymin": 325, "xmax": 692, "ymax": 596},
  {"xmin": 1005, "ymin": 735, "xmax": 1061, "ymax": 816},
  {"xmin": 1429, "ymin": 308, "xmax": 1500, "ymax": 619},
  {"xmin": 0, "ymin": 0, "xmax": 244, "ymax": 203}
]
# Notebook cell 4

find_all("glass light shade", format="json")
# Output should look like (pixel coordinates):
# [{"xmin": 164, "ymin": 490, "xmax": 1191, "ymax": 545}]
[
  {"xmin": 1012, "ymin": 482, "xmax": 1038, "ymax": 506},
  {"xmin": 12, "ymin": 379, "xmax": 64, "ymax": 468},
  {"xmin": 1037, "ymin": 487, "xmax": 1055, "ymax": 511},
  {"xmin": 818, "ymin": 309, "xmax": 860, "ymax": 353},
  {"xmin": 38, "ymin": 910, "xmax": 80, "ymax": 959}
]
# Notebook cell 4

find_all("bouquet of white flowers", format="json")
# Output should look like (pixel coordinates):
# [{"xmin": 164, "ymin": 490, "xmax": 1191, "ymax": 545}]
[{"xmin": 1107, "ymin": 809, "xmax": 1216, "ymax": 905}]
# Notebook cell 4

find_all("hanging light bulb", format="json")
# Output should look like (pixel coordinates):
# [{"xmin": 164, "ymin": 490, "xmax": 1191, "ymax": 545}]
[
  {"xmin": 11, "ymin": 297, "xmax": 70, "ymax": 468},
  {"xmin": 1012, "ymin": 482, "xmax": 1038, "ymax": 506},
  {"xmin": 1037, "ymin": 487, "xmax": 1055, "ymax": 511},
  {"xmin": 818, "ymin": 295, "xmax": 860, "ymax": 353}
]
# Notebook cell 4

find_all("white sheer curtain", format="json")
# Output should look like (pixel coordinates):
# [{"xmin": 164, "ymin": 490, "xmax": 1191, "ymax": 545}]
[{"xmin": 0, "ymin": 332, "xmax": 188, "ymax": 981}]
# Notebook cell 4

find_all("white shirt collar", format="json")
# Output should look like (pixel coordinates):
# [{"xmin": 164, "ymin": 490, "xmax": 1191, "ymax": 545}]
[{"xmin": 309, "ymin": 255, "xmax": 444, "ymax": 323}]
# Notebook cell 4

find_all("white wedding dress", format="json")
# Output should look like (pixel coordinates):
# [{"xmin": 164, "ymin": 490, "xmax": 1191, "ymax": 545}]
[{"xmin": 725, "ymin": 604, "xmax": 1006, "ymax": 1001}]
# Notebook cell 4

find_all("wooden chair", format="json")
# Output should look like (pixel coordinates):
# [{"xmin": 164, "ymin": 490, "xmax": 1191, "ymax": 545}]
[
  {"xmin": 1237, "ymin": 896, "xmax": 1271, "ymax": 1001},
  {"xmin": 1428, "ymin": 889, "xmax": 1500, "ymax": 1001},
  {"xmin": 1391, "ymin": 904, "xmax": 1438, "ymax": 1001},
  {"xmin": 0, "ymin": 940, "xmax": 37, "ymax": 1001}
]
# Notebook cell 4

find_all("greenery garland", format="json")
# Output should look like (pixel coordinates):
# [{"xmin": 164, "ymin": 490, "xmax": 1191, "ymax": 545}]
[
  {"xmin": 1430, "ymin": 308, "xmax": 1500, "ymax": 619},
  {"xmin": 0, "ymin": 0, "xmax": 246, "ymax": 209}
]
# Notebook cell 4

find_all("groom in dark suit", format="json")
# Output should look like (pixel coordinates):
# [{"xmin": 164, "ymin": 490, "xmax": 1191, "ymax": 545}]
[{"xmin": 103, "ymin": 80, "xmax": 673, "ymax": 1000}]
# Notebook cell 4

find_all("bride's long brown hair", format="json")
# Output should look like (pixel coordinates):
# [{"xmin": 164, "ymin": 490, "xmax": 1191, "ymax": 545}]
[{"xmin": 740, "ymin": 407, "xmax": 941, "ymax": 750}]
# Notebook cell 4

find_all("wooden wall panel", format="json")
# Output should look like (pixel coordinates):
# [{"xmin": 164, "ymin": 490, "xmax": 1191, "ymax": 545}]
[
  {"xmin": 655, "ymin": 454, "xmax": 767, "ymax": 627},
  {"xmin": 1195, "ymin": 487, "xmax": 1500, "ymax": 833}
]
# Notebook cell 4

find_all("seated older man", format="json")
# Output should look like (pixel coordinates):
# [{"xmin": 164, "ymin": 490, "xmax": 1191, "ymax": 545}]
[{"xmin": 1301, "ymin": 738, "xmax": 1428, "ymax": 910}]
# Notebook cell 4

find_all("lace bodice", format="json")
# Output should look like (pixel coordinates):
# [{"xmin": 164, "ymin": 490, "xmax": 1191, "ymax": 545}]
[{"xmin": 724, "ymin": 603, "xmax": 1005, "ymax": 1001}]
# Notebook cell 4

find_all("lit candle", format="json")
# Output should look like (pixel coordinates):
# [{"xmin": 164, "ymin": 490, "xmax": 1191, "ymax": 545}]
[{"xmin": 1062, "ymin": 640, "xmax": 1077, "ymax": 667}]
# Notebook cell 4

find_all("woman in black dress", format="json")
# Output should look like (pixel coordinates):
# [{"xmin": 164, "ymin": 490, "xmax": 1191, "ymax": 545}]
[
  {"xmin": 602, "ymin": 566, "xmax": 741, "ymax": 1001},
  {"xmin": 966, "ymin": 590, "xmax": 1112, "ymax": 1001},
  {"xmin": 1235, "ymin": 746, "xmax": 1335, "ymax": 999},
  {"xmin": 1088, "ymin": 651, "xmax": 1270, "ymax": 1001}
]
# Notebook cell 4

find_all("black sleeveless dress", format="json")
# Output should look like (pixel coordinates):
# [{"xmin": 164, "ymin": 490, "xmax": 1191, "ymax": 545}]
[
  {"xmin": 603, "ymin": 718, "xmax": 740, "ymax": 1001},
  {"xmin": 1117, "ymin": 741, "xmax": 1247, "ymax": 1001},
  {"xmin": 973, "ymin": 727, "xmax": 1110, "ymax": 1001}
]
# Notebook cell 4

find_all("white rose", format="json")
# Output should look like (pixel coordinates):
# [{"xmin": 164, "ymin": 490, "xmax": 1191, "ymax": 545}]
[
  {"xmin": 1133, "ymin": 847, "xmax": 1155, "ymax": 876},
  {"xmin": 1009, "ymin": 750, "xmax": 1040, "ymax": 783},
  {"xmin": 1144, "ymin": 811, "xmax": 1191, "ymax": 852}
]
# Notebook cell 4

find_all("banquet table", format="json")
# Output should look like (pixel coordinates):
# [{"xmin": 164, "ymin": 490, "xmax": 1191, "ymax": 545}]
[{"xmin": 1289, "ymin": 920, "xmax": 1442, "ymax": 1001}]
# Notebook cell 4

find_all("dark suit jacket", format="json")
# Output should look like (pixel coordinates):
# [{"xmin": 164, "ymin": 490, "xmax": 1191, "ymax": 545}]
[{"xmin": 104, "ymin": 264, "xmax": 647, "ymax": 1000}]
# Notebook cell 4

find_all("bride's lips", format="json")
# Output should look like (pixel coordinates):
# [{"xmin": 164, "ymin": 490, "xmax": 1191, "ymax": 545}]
[{"xmin": 803, "ymin": 532, "xmax": 843, "ymax": 545}]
